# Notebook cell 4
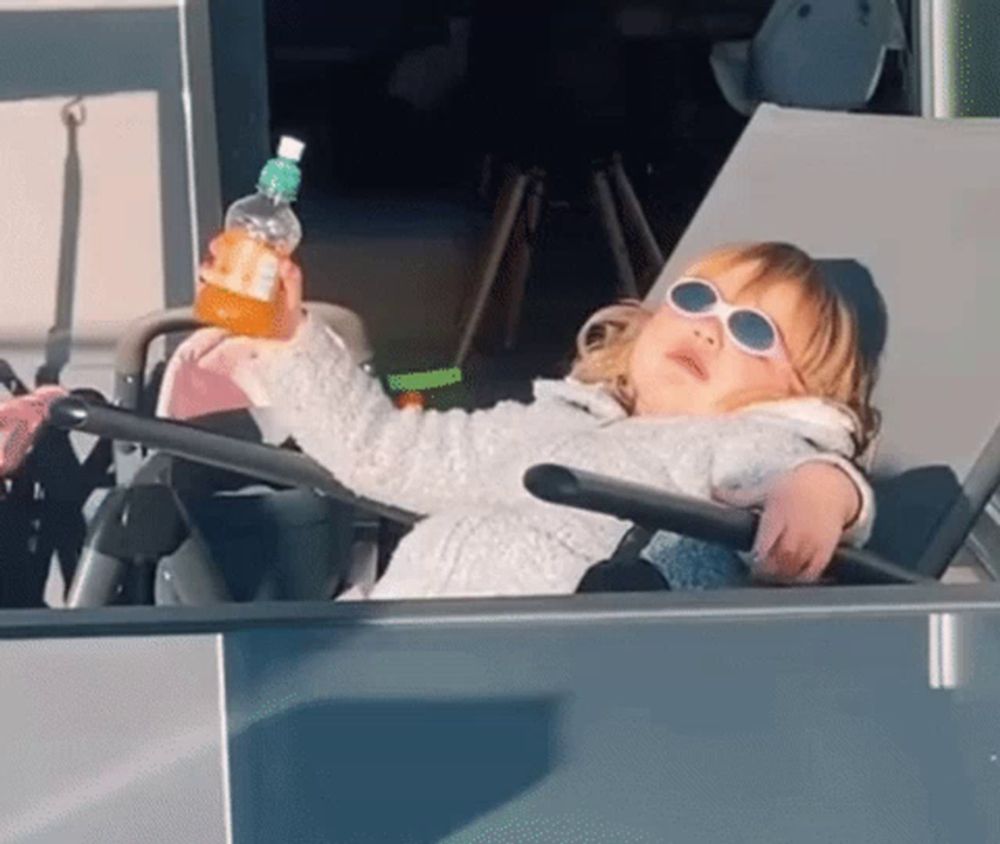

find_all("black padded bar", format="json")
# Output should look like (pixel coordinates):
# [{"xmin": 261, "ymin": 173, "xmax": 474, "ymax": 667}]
[
  {"xmin": 48, "ymin": 396, "xmax": 418, "ymax": 526},
  {"xmin": 524, "ymin": 464, "xmax": 927, "ymax": 586}
]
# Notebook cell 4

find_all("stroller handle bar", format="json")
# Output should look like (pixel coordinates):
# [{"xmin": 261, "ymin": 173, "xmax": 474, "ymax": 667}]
[
  {"xmin": 524, "ymin": 464, "xmax": 928, "ymax": 586},
  {"xmin": 48, "ymin": 396, "xmax": 418, "ymax": 526},
  {"xmin": 113, "ymin": 303, "xmax": 374, "ymax": 410}
]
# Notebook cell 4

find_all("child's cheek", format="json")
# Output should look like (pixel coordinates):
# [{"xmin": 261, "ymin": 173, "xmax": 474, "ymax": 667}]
[{"xmin": 737, "ymin": 354, "xmax": 774, "ymax": 386}]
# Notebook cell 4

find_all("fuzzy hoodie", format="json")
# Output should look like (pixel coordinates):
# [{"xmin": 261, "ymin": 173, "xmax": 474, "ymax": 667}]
[{"xmin": 212, "ymin": 315, "xmax": 875, "ymax": 599}]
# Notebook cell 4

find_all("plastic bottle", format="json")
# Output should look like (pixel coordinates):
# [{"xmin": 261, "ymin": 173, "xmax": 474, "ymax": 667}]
[{"xmin": 194, "ymin": 136, "xmax": 306, "ymax": 338}]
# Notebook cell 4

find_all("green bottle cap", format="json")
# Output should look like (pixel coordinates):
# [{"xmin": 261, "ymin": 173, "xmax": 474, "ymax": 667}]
[{"xmin": 257, "ymin": 136, "xmax": 305, "ymax": 202}]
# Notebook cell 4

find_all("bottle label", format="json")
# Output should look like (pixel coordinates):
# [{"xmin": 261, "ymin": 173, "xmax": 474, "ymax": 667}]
[
  {"xmin": 203, "ymin": 230, "xmax": 281, "ymax": 303},
  {"xmin": 250, "ymin": 253, "xmax": 280, "ymax": 302}
]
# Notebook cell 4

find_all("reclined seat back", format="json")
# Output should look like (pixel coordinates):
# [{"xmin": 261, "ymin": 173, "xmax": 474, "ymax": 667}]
[{"xmin": 647, "ymin": 104, "xmax": 1000, "ymax": 577}]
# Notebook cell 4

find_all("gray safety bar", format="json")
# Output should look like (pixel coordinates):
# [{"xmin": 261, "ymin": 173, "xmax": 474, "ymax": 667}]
[
  {"xmin": 45, "ymin": 394, "xmax": 924, "ymax": 588},
  {"xmin": 524, "ymin": 463, "xmax": 928, "ymax": 586},
  {"xmin": 48, "ymin": 395, "xmax": 418, "ymax": 526}
]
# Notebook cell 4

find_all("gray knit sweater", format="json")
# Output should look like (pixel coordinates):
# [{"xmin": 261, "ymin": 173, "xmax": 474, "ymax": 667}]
[{"xmin": 230, "ymin": 315, "xmax": 875, "ymax": 600}]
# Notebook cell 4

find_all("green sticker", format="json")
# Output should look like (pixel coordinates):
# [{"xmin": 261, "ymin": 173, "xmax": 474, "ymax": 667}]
[{"xmin": 387, "ymin": 368, "xmax": 463, "ymax": 391}]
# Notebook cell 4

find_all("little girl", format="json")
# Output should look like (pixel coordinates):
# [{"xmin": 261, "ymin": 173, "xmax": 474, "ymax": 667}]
[
  {"xmin": 1, "ymin": 242, "xmax": 879, "ymax": 598},
  {"xmin": 162, "ymin": 240, "xmax": 879, "ymax": 598}
]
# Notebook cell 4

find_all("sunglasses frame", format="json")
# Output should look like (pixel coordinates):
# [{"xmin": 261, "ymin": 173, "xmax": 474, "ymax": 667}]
[{"xmin": 664, "ymin": 276, "xmax": 789, "ymax": 360}]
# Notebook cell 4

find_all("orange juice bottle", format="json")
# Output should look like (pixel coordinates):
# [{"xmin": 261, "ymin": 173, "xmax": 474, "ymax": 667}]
[{"xmin": 195, "ymin": 136, "xmax": 305, "ymax": 338}]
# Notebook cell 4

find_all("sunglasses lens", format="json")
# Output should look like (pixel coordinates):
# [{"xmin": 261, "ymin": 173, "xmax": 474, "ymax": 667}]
[
  {"xmin": 670, "ymin": 281, "xmax": 716, "ymax": 313},
  {"xmin": 729, "ymin": 310, "xmax": 777, "ymax": 352}
]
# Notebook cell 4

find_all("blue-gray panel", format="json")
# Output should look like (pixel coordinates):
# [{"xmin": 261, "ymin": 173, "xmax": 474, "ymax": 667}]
[{"xmin": 223, "ymin": 603, "xmax": 1000, "ymax": 843}]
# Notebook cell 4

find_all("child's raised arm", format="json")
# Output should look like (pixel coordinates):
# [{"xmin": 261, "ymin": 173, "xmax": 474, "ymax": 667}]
[{"xmin": 195, "ymin": 314, "xmax": 546, "ymax": 516}]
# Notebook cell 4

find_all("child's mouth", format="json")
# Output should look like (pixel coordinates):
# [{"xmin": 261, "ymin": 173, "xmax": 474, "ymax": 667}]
[{"xmin": 666, "ymin": 351, "xmax": 708, "ymax": 381}]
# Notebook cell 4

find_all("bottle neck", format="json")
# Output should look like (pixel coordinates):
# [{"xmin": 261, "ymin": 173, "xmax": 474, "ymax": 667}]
[{"xmin": 258, "ymin": 186, "xmax": 291, "ymax": 206}]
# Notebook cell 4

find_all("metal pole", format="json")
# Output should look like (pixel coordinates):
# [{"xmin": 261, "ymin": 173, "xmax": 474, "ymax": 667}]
[
  {"xmin": 504, "ymin": 171, "xmax": 546, "ymax": 350},
  {"xmin": 609, "ymin": 154, "xmax": 663, "ymax": 272},
  {"xmin": 47, "ymin": 396, "xmax": 418, "ymax": 526},
  {"xmin": 455, "ymin": 170, "xmax": 531, "ymax": 367},
  {"xmin": 592, "ymin": 168, "xmax": 639, "ymax": 299},
  {"xmin": 919, "ymin": 0, "xmax": 955, "ymax": 117}
]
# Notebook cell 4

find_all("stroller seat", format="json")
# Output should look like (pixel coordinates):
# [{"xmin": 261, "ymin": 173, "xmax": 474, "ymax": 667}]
[
  {"xmin": 62, "ymin": 303, "xmax": 376, "ymax": 608},
  {"xmin": 131, "ymin": 410, "xmax": 356, "ymax": 605}
]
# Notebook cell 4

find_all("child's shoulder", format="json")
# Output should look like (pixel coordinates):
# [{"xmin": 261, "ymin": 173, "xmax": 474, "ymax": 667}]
[
  {"xmin": 723, "ymin": 397, "xmax": 859, "ymax": 457},
  {"xmin": 531, "ymin": 377, "xmax": 628, "ymax": 421}
]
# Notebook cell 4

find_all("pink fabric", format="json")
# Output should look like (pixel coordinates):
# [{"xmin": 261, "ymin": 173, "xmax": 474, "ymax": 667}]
[
  {"xmin": 156, "ymin": 328, "xmax": 257, "ymax": 420},
  {"xmin": 0, "ymin": 386, "xmax": 68, "ymax": 478},
  {"xmin": 0, "ymin": 326, "xmax": 259, "ymax": 481},
  {"xmin": 162, "ymin": 357, "xmax": 254, "ymax": 420}
]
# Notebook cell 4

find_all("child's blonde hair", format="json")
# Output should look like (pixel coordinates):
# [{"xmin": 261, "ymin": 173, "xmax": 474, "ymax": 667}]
[{"xmin": 570, "ymin": 242, "xmax": 881, "ymax": 456}]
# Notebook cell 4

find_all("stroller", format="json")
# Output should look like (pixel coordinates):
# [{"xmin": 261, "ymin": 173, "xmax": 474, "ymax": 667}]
[
  {"xmin": 26, "ymin": 303, "xmax": 918, "ymax": 611},
  {"xmin": 0, "ymin": 370, "xmax": 112, "ymax": 607},
  {"xmin": 0, "ymin": 301, "xmax": 402, "ymax": 608},
  {"xmin": 7, "ymin": 104, "xmax": 1000, "ymax": 607},
  {"xmin": 2, "ymin": 292, "xmax": 919, "ymax": 609}
]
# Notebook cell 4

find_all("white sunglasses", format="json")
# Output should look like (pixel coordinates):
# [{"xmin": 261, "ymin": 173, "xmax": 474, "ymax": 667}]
[{"xmin": 664, "ymin": 277, "xmax": 789, "ymax": 360}]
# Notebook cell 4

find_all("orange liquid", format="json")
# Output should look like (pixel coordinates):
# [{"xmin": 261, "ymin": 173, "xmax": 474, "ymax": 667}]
[
  {"xmin": 194, "ymin": 282, "xmax": 282, "ymax": 338},
  {"xmin": 194, "ymin": 229, "xmax": 289, "ymax": 338}
]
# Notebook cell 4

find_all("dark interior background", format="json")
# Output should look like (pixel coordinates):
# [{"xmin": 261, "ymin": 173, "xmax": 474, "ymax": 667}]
[{"xmin": 221, "ymin": 0, "xmax": 911, "ymax": 407}]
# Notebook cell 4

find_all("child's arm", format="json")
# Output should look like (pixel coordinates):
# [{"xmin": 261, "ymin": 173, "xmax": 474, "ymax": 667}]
[
  {"xmin": 712, "ymin": 447, "xmax": 875, "ymax": 583},
  {"xmin": 789, "ymin": 454, "xmax": 872, "ymax": 545},
  {"xmin": 748, "ymin": 461, "xmax": 868, "ymax": 583},
  {"xmin": 196, "ymin": 315, "xmax": 546, "ymax": 516}
]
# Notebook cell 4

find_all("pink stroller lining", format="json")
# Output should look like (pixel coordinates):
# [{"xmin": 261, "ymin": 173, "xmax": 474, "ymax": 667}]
[
  {"xmin": 0, "ymin": 386, "xmax": 69, "ymax": 478},
  {"xmin": 155, "ymin": 329, "xmax": 255, "ymax": 422}
]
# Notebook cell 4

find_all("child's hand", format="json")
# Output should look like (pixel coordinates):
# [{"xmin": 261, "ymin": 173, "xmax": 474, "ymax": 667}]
[
  {"xmin": 0, "ymin": 386, "xmax": 69, "ymax": 478},
  {"xmin": 162, "ymin": 253, "xmax": 305, "ymax": 420},
  {"xmin": 713, "ymin": 461, "xmax": 862, "ymax": 583}
]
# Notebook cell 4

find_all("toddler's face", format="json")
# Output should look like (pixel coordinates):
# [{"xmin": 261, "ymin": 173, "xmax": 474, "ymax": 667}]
[{"xmin": 629, "ymin": 261, "xmax": 807, "ymax": 417}]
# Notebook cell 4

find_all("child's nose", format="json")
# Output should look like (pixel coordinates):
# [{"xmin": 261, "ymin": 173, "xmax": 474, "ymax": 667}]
[{"xmin": 692, "ymin": 318, "xmax": 722, "ymax": 348}]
